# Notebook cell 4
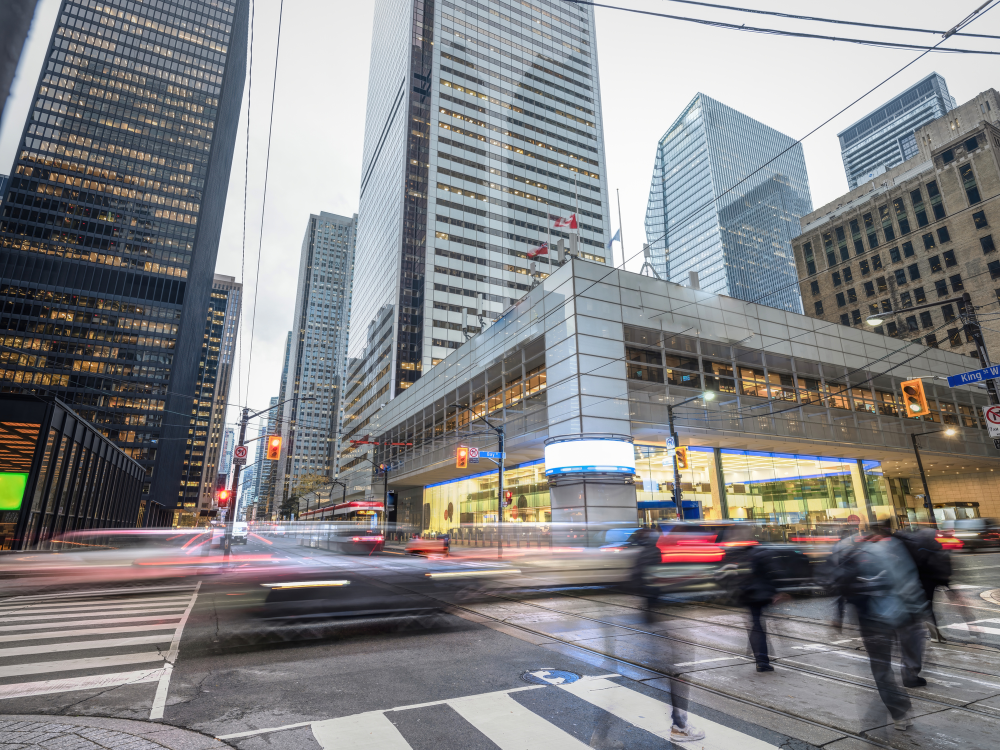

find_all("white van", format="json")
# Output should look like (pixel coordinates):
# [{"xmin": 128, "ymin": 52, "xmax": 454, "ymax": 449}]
[{"xmin": 232, "ymin": 522, "xmax": 249, "ymax": 545}]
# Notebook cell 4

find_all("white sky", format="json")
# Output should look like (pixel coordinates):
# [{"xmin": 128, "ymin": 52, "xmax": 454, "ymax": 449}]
[{"xmin": 2, "ymin": 0, "xmax": 999, "ymax": 439}]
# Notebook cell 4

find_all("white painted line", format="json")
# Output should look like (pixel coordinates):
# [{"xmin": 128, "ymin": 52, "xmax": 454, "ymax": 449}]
[
  {"xmin": 0, "ymin": 667, "xmax": 165, "ymax": 700},
  {"xmin": 0, "ymin": 614, "xmax": 182, "ymax": 633},
  {"xmin": 0, "ymin": 598, "xmax": 190, "ymax": 615},
  {"xmin": 448, "ymin": 691, "xmax": 591, "ymax": 749},
  {"xmin": 0, "ymin": 651, "xmax": 164, "ymax": 678},
  {"xmin": 0, "ymin": 594, "xmax": 192, "ymax": 612},
  {"xmin": 561, "ymin": 676, "xmax": 777, "ymax": 750},
  {"xmin": 954, "ymin": 564, "xmax": 1000, "ymax": 571},
  {"xmin": 0, "ymin": 606, "xmax": 188, "ymax": 624},
  {"xmin": 311, "ymin": 710, "xmax": 412, "ymax": 750},
  {"xmin": 0, "ymin": 634, "xmax": 173, "ymax": 659},
  {"xmin": 149, "ymin": 581, "xmax": 200, "ymax": 720},
  {"xmin": 674, "ymin": 657, "xmax": 748, "ymax": 667},
  {"xmin": 943, "ymin": 623, "xmax": 1000, "ymax": 636},
  {"xmin": 0, "ymin": 585, "xmax": 198, "ymax": 603},
  {"xmin": 0, "ymin": 623, "xmax": 179, "ymax": 643},
  {"xmin": 948, "ymin": 584, "xmax": 982, "ymax": 589}
]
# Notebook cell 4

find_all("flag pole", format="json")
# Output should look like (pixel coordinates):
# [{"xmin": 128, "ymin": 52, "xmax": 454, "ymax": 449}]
[
  {"xmin": 616, "ymin": 188, "xmax": 624, "ymax": 267},
  {"xmin": 546, "ymin": 202, "xmax": 552, "ymax": 275}
]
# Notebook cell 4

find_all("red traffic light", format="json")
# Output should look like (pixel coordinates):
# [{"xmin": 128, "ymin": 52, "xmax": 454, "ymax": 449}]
[
  {"xmin": 502, "ymin": 490, "xmax": 512, "ymax": 507},
  {"xmin": 456, "ymin": 446, "xmax": 469, "ymax": 469},
  {"xmin": 266, "ymin": 435, "xmax": 282, "ymax": 460},
  {"xmin": 217, "ymin": 489, "xmax": 231, "ymax": 507}
]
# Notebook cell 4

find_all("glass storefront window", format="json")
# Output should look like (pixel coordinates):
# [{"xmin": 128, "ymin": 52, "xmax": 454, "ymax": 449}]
[{"xmin": 423, "ymin": 460, "xmax": 549, "ymax": 533}]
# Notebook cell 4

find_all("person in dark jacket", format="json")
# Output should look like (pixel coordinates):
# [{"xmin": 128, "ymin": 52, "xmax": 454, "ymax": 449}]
[
  {"xmin": 739, "ymin": 546, "xmax": 790, "ymax": 671},
  {"xmin": 894, "ymin": 525, "xmax": 951, "ymax": 643}
]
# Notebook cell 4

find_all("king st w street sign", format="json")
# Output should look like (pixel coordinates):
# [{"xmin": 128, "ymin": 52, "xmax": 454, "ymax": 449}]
[{"xmin": 947, "ymin": 364, "xmax": 1000, "ymax": 388}]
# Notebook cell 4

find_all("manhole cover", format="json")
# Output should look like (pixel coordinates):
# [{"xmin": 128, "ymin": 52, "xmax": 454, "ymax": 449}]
[{"xmin": 521, "ymin": 669, "xmax": 581, "ymax": 685}]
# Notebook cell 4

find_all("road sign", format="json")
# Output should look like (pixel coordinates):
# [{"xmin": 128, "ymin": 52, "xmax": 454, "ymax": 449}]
[
  {"xmin": 666, "ymin": 436, "xmax": 676, "ymax": 450},
  {"xmin": 947, "ymin": 364, "xmax": 1000, "ymax": 388},
  {"xmin": 984, "ymin": 405, "xmax": 1000, "ymax": 438},
  {"xmin": 233, "ymin": 457, "xmax": 247, "ymax": 466},
  {"xmin": 469, "ymin": 446, "xmax": 480, "ymax": 463},
  {"xmin": 234, "ymin": 445, "xmax": 248, "ymax": 459},
  {"xmin": 480, "ymin": 450, "xmax": 505, "ymax": 460}
]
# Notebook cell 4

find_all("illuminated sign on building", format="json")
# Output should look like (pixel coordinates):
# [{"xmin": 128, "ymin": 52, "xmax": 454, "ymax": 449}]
[{"xmin": 544, "ymin": 438, "xmax": 636, "ymax": 476}]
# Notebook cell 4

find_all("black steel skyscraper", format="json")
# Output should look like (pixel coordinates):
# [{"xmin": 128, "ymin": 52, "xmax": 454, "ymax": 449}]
[{"xmin": 0, "ymin": 0, "xmax": 247, "ymax": 515}]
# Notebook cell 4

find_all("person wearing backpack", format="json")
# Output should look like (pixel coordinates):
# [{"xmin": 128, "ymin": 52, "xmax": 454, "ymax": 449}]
[
  {"xmin": 738, "ymin": 545, "xmax": 791, "ymax": 671},
  {"xmin": 894, "ymin": 525, "xmax": 951, "ymax": 643}
]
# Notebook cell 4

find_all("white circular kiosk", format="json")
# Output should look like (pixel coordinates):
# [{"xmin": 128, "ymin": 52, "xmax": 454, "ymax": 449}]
[{"xmin": 544, "ymin": 434, "xmax": 637, "ymax": 526}]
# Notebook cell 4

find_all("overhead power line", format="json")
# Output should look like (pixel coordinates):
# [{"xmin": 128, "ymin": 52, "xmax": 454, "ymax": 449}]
[{"xmin": 563, "ymin": 0, "xmax": 1000, "ymax": 54}]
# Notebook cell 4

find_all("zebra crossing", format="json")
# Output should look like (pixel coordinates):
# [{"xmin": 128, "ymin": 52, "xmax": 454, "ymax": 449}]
[
  {"xmin": 0, "ymin": 584, "xmax": 200, "ymax": 718},
  {"xmin": 219, "ymin": 674, "xmax": 778, "ymax": 750}
]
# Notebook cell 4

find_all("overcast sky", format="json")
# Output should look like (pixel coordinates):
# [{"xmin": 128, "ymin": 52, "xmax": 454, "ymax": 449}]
[{"xmin": 3, "ymin": 0, "xmax": 999, "ymax": 437}]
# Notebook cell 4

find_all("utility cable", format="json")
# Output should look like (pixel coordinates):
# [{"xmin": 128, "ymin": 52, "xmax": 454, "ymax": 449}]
[{"xmin": 236, "ymin": 0, "xmax": 256, "ymax": 408}]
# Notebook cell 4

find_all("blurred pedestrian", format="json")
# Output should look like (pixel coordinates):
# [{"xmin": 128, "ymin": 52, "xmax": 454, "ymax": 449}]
[
  {"xmin": 631, "ymin": 527, "xmax": 705, "ymax": 743},
  {"xmin": 739, "ymin": 545, "xmax": 790, "ymax": 672},
  {"xmin": 894, "ymin": 524, "xmax": 951, "ymax": 643},
  {"xmin": 834, "ymin": 521, "xmax": 928, "ymax": 730}
]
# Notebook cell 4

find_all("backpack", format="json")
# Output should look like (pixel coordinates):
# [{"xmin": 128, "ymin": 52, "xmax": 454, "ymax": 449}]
[{"xmin": 895, "ymin": 530, "xmax": 951, "ymax": 587}]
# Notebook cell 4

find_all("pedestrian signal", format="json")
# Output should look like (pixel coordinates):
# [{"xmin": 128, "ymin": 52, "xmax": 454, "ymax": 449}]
[
  {"xmin": 502, "ymin": 490, "xmax": 513, "ymax": 507},
  {"xmin": 900, "ymin": 379, "xmax": 930, "ymax": 416},
  {"xmin": 675, "ymin": 446, "xmax": 689, "ymax": 470},
  {"xmin": 266, "ymin": 435, "xmax": 282, "ymax": 460},
  {"xmin": 217, "ymin": 489, "xmax": 231, "ymax": 507},
  {"xmin": 456, "ymin": 445, "xmax": 469, "ymax": 469}
]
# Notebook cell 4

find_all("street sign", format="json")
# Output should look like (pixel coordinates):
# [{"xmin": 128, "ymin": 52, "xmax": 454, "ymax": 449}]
[
  {"xmin": 666, "ymin": 436, "xmax": 676, "ymax": 450},
  {"xmin": 947, "ymin": 364, "xmax": 1000, "ymax": 387},
  {"xmin": 234, "ymin": 445, "xmax": 248, "ymax": 460},
  {"xmin": 233, "ymin": 457, "xmax": 247, "ymax": 466},
  {"xmin": 983, "ymin": 405, "xmax": 1000, "ymax": 438},
  {"xmin": 480, "ymin": 450, "xmax": 505, "ymax": 460},
  {"xmin": 469, "ymin": 446, "xmax": 480, "ymax": 464}
]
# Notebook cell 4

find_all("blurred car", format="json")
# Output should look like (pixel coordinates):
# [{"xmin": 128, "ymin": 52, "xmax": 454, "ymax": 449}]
[
  {"xmin": 327, "ymin": 526, "xmax": 385, "ymax": 555},
  {"xmin": 406, "ymin": 534, "xmax": 450, "ymax": 556},
  {"xmin": 598, "ymin": 527, "xmax": 642, "ymax": 552},
  {"xmin": 938, "ymin": 518, "xmax": 1000, "ymax": 551},
  {"xmin": 232, "ymin": 522, "xmax": 249, "ymax": 545}
]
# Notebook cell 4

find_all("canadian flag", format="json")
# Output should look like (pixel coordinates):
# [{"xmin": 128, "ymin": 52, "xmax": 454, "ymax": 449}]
[
  {"xmin": 527, "ymin": 242, "xmax": 548, "ymax": 259},
  {"xmin": 550, "ymin": 213, "xmax": 578, "ymax": 229}
]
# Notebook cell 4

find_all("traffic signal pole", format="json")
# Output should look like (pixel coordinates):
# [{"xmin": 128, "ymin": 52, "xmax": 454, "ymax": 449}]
[{"xmin": 961, "ymin": 292, "xmax": 1000, "ymax": 405}]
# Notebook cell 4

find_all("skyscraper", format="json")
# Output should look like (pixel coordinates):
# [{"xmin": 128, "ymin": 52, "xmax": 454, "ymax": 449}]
[
  {"xmin": 176, "ymin": 273, "xmax": 240, "ymax": 519},
  {"xmin": 838, "ymin": 73, "xmax": 956, "ymax": 191},
  {"xmin": 644, "ymin": 93, "xmax": 812, "ymax": 313},
  {"xmin": 218, "ymin": 426, "xmax": 234, "ymax": 481},
  {"xmin": 342, "ymin": 0, "xmax": 610, "ymax": 483},
  {"xmin": 274, "ymin": 212, "xmax": 355, "ymax": 503},
  {"xmin": 257, "ymin": 394, "xmax": 279, "ymax": 519},
  {"xmin": 0, "ymin": 0, "xmax": 248, "ymax": 515}
]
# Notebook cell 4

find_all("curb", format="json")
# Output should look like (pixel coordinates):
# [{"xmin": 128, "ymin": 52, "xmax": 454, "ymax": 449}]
[{"xmin": 0, "ymin": 715, "xmax": 230, "ymax": 749}]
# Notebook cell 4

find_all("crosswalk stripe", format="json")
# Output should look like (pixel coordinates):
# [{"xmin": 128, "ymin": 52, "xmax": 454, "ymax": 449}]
[
  {"xmin": 0, "ymin": 614, "xmax": 182, "ymax": 633},
  {"xmin": 0, "ymin": 595, "xmax": 191, "ymax": 613},
  {"xmin": 561, "ymin": 677, "xmax": 777, "ymax": 750},
  {"xmin": 0, "ymin": 599, "xmax": 191, "ymax": 616},
  {"xmin": 448, "ymin": 692, "xmax": 591, "ymax": 749},
  {"xmin": 0, "ymin": 634, "xmax": 173, "ymax": 659},
  {"xmin": 0, "ymin": 606, "xmax": 188, "ymax": 624},
  {"xmin": 0, "ymin": 623, "xmax": 179, "ymax": 643},
  {"xmin": 0, "ymin": 651, "xmax": 164, "ymax": 679},
  {"xmin": 0, "ymin": 667, "xmax": 165, "ymax": 700},
  {"xmin": 311, "ymin": 710, "xmax": 412, "ymax": 749}
]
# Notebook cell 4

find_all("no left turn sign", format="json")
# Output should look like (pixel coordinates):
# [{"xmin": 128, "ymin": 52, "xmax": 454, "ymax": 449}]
[
  {"xmin": 982, "ymin": 406, "xmax": 1000, "ymax": 439},
  {"xmin": 234, "ymin": 445, "xmax": 248, "ymax": 459}
]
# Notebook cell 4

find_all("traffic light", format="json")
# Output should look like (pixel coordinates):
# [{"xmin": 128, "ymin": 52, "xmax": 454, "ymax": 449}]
[
  {"xmin": 217, "ymin": 489, "xmax": 231, "ymax": 508},
  {"xmin": 901, "ymin": 379, "xmax": 930, "ymax": 416},
  {"xmin": 266, "ymin": 435, "xmax": 282, "ymax": 460},
  {"xmin": 675, "ymin": 446, "xmax": 689, "ymax": 470},
  {"xmin": 456, "ymin": 445, "xmax": 469, "ymax": 469},
  {"xmin": 502, "ymin": 490, "xmax": 513, "ymax": 508}
]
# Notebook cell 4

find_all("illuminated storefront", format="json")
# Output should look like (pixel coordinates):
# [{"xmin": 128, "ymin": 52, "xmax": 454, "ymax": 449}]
[{"xmin": 423, "ymin": 460, "xmax": 549, "ymax": 533}]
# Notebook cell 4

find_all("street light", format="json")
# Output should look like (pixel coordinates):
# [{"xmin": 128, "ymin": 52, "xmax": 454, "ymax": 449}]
[
  {"xmin": 666, "ymin": 391, "xmax": 715, "ymax": 511},
  {"xmin": 910, "ymin": 427, "xmax": 957, "ymax": 521},
  {"xmin": 452, "ymin": 403, "xmax": 506, "ymax": 559}
]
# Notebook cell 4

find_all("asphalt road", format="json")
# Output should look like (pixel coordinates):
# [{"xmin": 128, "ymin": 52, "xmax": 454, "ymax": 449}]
[{"xmin": 0, "ymin": 536, "xmax": 998, "ymax": 750}]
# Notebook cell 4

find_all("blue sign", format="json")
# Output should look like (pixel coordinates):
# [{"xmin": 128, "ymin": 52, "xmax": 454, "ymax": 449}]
[
  {"xmin": 947, "ymin": 364, "xmax": 1000, "ymax": 387},
  {"xmin": 480, "ymin": 451, "xmax": 505, "ymax": 460},
  {"xmin": 521, "ymin": 669, "xmax": 581, "ymax": 686}
]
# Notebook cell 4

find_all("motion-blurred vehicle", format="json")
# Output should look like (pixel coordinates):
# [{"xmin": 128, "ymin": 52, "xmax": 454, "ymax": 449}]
[
  {"xmin": 406, "ymin": 534, "xmax": 450, "ymax": 556},
  {"xmin": 598, "ymin": 527, "xmax": 642, "ymax": 552},
  {"xmin": 938, "ymin": 518, "xmax": 1000, "ymax": 551},
  {"xmin": 327, "ymin": 526, "xmax": 385, "ymax": 555}
]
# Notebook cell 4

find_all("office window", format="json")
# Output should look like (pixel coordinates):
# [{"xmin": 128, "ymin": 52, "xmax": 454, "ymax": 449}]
[
  {"xmin": 902, "ymin": 241, "xmax": 915, "ymax": 258},
  {"xmin": 893, "ymin": 198, "xmax": 911, "ymax": 235},
  {"xmin": 835, "ymin": 226, "xmax": 848, "ymax": 257},
  {"xmin": 943, "ymin": 250, "xmax": 957, "ymax": 267},
  {"xmin": 919, "ymin": 311, "xmax": 933, "ymax": 328},
  {"xmin": 925, "ymin": 333, "xmax": 938, "ymax": 348},
  {"xmin": 832, "ymin": 271, "xmax": 842, "ymax": 286},
  {"xmin": 973, "ymin": 210, "xmax": 988, "ymax": 229},
  {"xmin": 941, "ymin": 148, "xmax": 955, "ymax": 164},
  {"xmin": 843, "ymin": 267, "xmax": 854, "ymax": 282},
  {"xmin": 942, "ymin": 304, "xmax": 956, "ymax": 322},
  {"xmin": 937, "ymin": 226, "xmax": 951, "ymax": 244},
  {"xmin": 927, "ymin": 180, "xmax": 946, "ymax": 219},
  {"xmin": 923, "ymin": 233, "xmax": 936, "ymax": 250},
  {"xmin": 965, "ymin": 135, "xmax": 979, "ymax": 152},
  {"xmin": 803, "ymin": 242, "xmax": 816, "ymax": 274},
  {"xmin": 911, "ymin": 187, "xmax": 928, "ymax": 227},
  {"xmin": 907, "ymin": 263, "xmax": 921, "ymax": 281},
  {"xmin": 935, "ymin": 279, "xmax": 949, "ymax": 297},
  {"xmin": 863, "ymin": 212, "xmax": 879, "ymax": 248},
  {"xmin": 823, "ymin": 231, "xmax": 835, "ymax": 267},
  {"xmin": 814, "ymin": 301, "xmax": 824, "ymax": 315},
  {"xmin": 810, "ymin": 280, "xmax": 820, "ymax": 295},
  {"xmin": 914, "ymin": 286, "xmax": 927, "ymax": 303},
  {"xmin": 863, "ymin": 281, "xmax": 875, "ymax": 297},
  {"xmin": 990, "ymin": 260, "xmax": 1000, "ymax": 279},
  {"xmin": 906, "ymin": 316, "xmax": 919, "ymax": 332},
  {"xmin": 840, "ymin": 313, "xmax": 850, "ymax": 326},
  {"xmin": 860, "ymin": 259, "xmax": 871, "ymax": 275},
  {"xmin": 871, "ymin": 254, "xmax": 883, "ymax": 270},
  {"xmin": 950, "ymin": 274, "xmax": 964, "ymax": 292},
  {"xmin": 879, "ymin": 205, "xmax": 895, "ymax": 241},
  {"xmin": 900, "ymin": 291, "xmax": 913, "ymax": 307},
  {"xmin": 928, "ymin": 255, "xmax": 942, "ymax": 273},
  {"xmin": 876, "ymin": 276, "xmax": 888, "ymax": 293},
  {"xmin": 889, "ymin": 246, "xmax": 901, "ymax": 263},
  {"xmin": 836, "ymin": 292, "xmax": 846, "ymax": 308},
  {"xmin": 982, "ymin": 235, "xmax": 996, "ymax": 254},
  {"xmin": 948, "ymin": 328, "xmax": 963, "ymax": 347},
  {"xmin": 886, "ymin": 321, "xmax": 899, "ymax": 337},
  {"xmin": 850, "ymin": 219, "xmax": 865, "ymax": 254},
  {"xmin": 894, "ymin": 269, "xmax": 907, "ymax": 285},
  {"xmin": 868, "ymin": 303, "xmax": 879, "ymax": 315},
  {"xmin": 847, "ymin": 287, "xmax": 858, "ymax": 303},
  {"xmin": 852, "ymin": 309, "xmax": 862, "ymax": 325}
]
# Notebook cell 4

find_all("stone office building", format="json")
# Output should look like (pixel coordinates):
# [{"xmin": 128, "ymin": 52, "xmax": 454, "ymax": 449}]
[{"xmin": 794, "ymin": 90, "xmax": 1000, "ymax": 362}]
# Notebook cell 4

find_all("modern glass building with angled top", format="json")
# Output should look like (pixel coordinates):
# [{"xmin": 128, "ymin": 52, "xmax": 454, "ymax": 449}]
[{"xmin": 644, "ymin": 94, "xmax": 812, "ymax": 314}]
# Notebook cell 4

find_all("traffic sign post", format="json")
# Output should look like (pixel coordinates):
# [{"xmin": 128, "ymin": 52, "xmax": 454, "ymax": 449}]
[
  {"xmin": 983, "ymin": 405, "xmax": 1000, "ymax": 439},
  {"xmin": 469, "ymin": 446, "xmax": 480, "ymax": 464}
]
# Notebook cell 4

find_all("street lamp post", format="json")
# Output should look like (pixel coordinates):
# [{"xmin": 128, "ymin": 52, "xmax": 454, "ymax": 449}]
[
  {"xmin": 910, "ymin": 428, "xmax": 956, "ymax": 520},
  {"xmin": 666, "ymin": 391, "xmax": 715, "ymax": 511},
  {"xmin": 454, "ymin": 404, "xmax": 505, "ymax": 559}
]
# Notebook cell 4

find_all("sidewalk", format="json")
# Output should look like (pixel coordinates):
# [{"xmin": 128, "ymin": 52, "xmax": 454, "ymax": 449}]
[{"xmin": 0, "ymin": 715, "xmax": 229, "ymax": 749}]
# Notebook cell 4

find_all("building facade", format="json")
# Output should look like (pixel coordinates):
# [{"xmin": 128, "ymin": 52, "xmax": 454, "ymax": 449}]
[
  {"xmin": 795, "ymin": 90, "xmax": 1000, "ymax": 363},
  {"xmin": 838, "ymin": 73, "xmax": 956, "ymax": 191},
  {"xmin": 644, "ymin": 94, "xmax": 812, "ymax": 314},
  {"xmin": 273, "ymin": 212, "xmax": 356, "ymax": 503},
  {"xmin": 0, "ymin": 0, "xmax": 248, "ymax": 515},
  {"xmin": 176, "ymin": 273, "xmax": 240, "ymax": 517},
  {"xmin": 218, "ymin": 425, "xmax": 234, "ymax": 481},
  {"xmin": 256, "ymin": 394, "xmax": 279, "ymax": 519},
  {"xmin": 360, "ymin": 259, "xmax": 999, "ymax": 534},
  {"xmin": 342, "ymin": 0, "xmax": 612, "ymax": 497}
]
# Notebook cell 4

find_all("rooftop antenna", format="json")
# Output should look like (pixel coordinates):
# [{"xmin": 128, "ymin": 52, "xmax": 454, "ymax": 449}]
[{"xmin": 640, "ymin": 243, "xmax": 661, "ymax": 279}]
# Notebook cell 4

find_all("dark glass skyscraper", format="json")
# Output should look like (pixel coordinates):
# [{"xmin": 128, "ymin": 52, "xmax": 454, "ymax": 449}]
[{"xmin": 0, "ymin": 0, "xmax": 247, "ymax": 514}]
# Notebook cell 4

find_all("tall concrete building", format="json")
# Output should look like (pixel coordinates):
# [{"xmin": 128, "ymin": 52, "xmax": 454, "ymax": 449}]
[
  {"xmin": 342, "ymin": 0, "xmax": 611, "ymax": 492},
  {"xmin": 257, "ymin": 394, "xmax": 279, "ymax": 519},
  {"xmin": 838, "ymin": 73, "xmax": 956, "ymax": 191},
  {"xmin": 273, "ymin": 212, "xmax": 356, "ymax": 504},
  {"xmin": 176, "ymin": 273, "xmax": 240, "ymax": 518},
  {"xmin": 644, "ymin": 94, "xmax": 812, "ymax": 314},
  {"xmin": 0, "ymin": 0, "xmax": 248, "ymax": 516},
  {"xmin": 796, "ymin": 89, "xmax": 1000, "ymax": 363}
]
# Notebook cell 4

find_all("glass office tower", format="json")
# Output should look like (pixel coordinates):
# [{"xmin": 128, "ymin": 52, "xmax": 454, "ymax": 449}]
[
  {"xmin": 343, "ymin": 0, "xmax": 611, "ymax": 480},
  {"xmin": 838, "ymin": 73, "xmax": 955, "ymax": 190},
  {"xmin": 0, "ymin": 0, "xmax": 248, "ymax": 514},
  {"xmin": 644, "ymin": 94, "xmax": 812, "ymax": 314}
]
